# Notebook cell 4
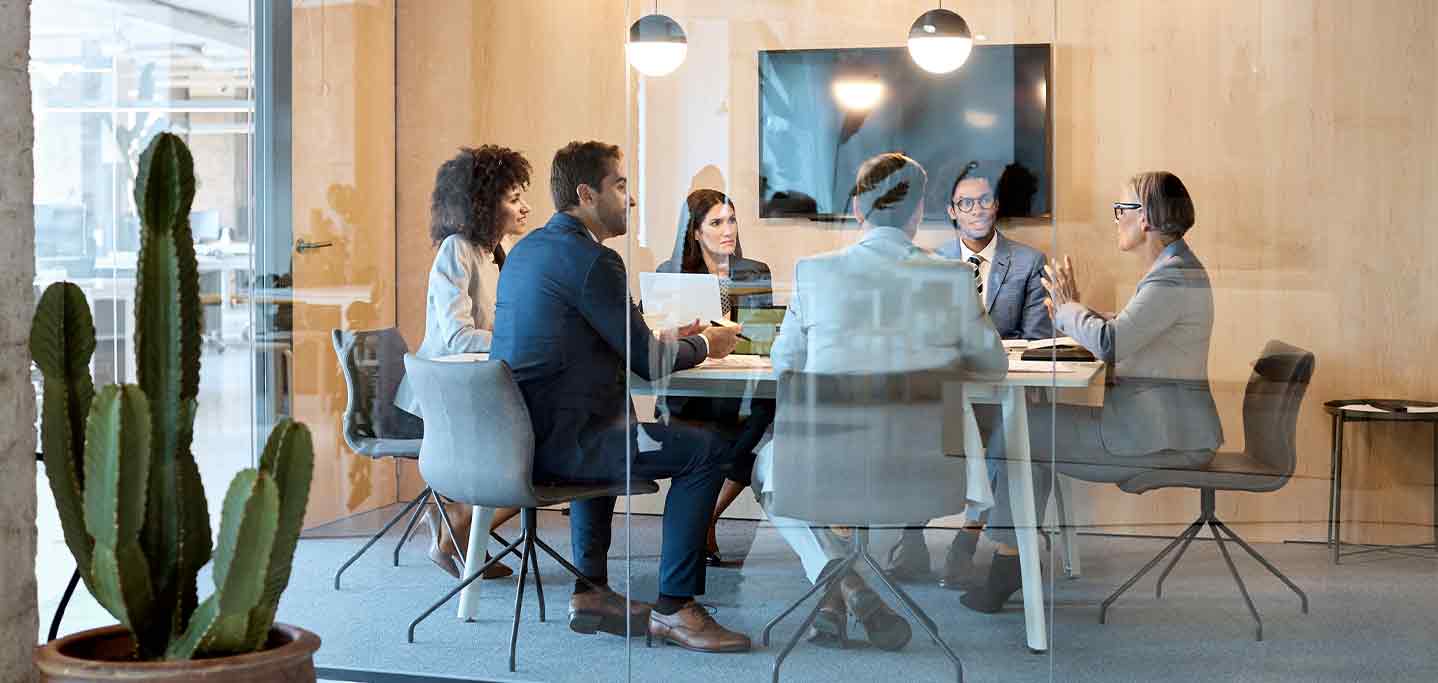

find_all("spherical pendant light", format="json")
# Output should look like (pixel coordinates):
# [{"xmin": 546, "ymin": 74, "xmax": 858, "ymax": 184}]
[
  {"xmin": 907, "ymin": 8, "xmax": 973, "ymax": 74},
  {"xmin": 627, "ymin": 13, "xmax": 687, "ymax": 77}
]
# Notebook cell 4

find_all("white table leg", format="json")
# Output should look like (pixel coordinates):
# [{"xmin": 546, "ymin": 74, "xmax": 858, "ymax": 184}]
[
  {"xmin": 457, "ymin": 505, "xmax": 495, "ymax": 621},
  {"xmin": 1003, "ymin": 386, "xmax": 1048, "ymax": 653}
]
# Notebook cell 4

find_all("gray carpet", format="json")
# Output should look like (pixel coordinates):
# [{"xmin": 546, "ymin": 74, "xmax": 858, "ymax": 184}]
[{"xmin": 283, "ymin": 508, "xmax": 1438, "ymax": 683}]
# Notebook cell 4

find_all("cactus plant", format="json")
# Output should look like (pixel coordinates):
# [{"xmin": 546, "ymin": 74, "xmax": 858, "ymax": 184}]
[{"xmin": 30, "ymin": 132, "xmax": 315, "ymax": 661}]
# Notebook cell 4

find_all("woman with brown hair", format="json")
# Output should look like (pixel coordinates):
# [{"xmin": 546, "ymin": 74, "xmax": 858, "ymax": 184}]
[
  {"xmin": 395, "ymin": 145, "xmax": 533, "ymax": 579},
  {"xmin": 657, "ymin": 189, "xmax": 775, "ymax": 565}
]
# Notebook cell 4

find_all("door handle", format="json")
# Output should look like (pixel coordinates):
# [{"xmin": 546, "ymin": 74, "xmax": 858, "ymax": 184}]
[{"xmin": 295, "ymin": 238, "xmax": 334, "ymax": 254}]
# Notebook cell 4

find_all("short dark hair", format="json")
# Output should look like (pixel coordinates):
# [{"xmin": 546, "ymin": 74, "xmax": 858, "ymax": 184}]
[
  {"xmin": 948, "ymin": 159, "xmax": 1001, "ymax": 228},
  {"xmin": 551, "ymin": 140, "xmax": 622, "ymax": 212},
  {"xmin": 429, "ymin": 146, "xmax": 532, "ymax": 266},
  {"xmin": 852, "ymin": 153, "xmax": 927, "ymax": 226},
  {"xmin": 1129, "ymin": 171, "xmax": 1195, "ymax": 236},
  {"xmin": 679, "ymin": 189, "xmax": 739, "ymax": 274}
]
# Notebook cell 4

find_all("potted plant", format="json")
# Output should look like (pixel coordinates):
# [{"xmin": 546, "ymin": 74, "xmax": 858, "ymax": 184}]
[{"xmin": 31, "ymin": 133, "xmax": 320, "ymax": 682}]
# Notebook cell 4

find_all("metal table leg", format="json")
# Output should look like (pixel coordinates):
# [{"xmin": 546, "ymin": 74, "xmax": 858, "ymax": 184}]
[{"xmin": 1332, "ymin": 417, "xmax": 1345, "ymax": 565}]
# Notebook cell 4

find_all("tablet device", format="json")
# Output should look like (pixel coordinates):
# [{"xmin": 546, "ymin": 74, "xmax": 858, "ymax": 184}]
[{"xmin": 733, "ymin": 305, "xmax": 786, "ymax": 356}]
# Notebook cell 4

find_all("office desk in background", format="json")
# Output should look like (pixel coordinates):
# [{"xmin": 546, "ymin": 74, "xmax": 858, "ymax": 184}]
[{"xmin": 441, "ymin": 352, "xmax": 1105, "ymax": 654}]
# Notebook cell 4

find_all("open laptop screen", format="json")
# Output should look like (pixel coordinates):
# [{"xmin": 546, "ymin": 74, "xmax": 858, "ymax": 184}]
[{"xmin": 733, "ymin": 306, "xmax": 786, "ymax": 356}]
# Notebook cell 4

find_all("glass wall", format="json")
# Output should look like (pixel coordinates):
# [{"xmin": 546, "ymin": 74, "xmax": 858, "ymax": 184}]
[
  {"xmin": 34, "ymin": 2, "xmax": 1438, "ymax": 682},
  {"xmin": 623, "ymin": 2, "xmax": 1063, "ymax": 681},
  {"xmin": 30, "ymin": 0, "xmax": 255, "ymax": 639}
]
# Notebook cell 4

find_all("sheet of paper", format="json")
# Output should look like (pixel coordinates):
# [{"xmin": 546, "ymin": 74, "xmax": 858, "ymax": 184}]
[
  {"xmin": 1342, "ymin": 403, "xmax": 1438, "ymax": 413},
  {"xmin": 639, "ymin": 272, "xmax": 723, "ymax": 329},
  {"xmin": 698, "ymin": 354, "xmax": 773, "ymax": 370},
  {"xmin": 1007, "ymin": 359, "xmax": 1079, "ymax": 374},
  {"xmin": 1025, "ymin": 336, "xmax": 1079, "ymax": 351},
  {"xmin": 435, "ymin": 353, "xmax": 488, "ymax": 363}
]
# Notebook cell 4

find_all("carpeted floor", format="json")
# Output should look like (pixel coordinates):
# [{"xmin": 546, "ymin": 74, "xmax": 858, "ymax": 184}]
[{"xmin": 285, "ymin": 508, "xmax": 1438, "ymax": 683}]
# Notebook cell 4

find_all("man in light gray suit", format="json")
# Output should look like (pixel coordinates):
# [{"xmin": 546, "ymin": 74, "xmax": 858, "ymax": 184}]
[
  {"xmin": 751, "ymin": 153, "xmax": 1008, "ymax": 649},
  {"xmin": 887, "ymin": 161, "xmax": 1054, "ymax": 587}
]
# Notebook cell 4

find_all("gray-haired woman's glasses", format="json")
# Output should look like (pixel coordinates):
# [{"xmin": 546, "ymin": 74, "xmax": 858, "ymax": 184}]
[
  {"xmin": 952, "ymin": 195, "xmax": 996, "ymax": 213},
  {"xmin": 1112, "ymin": 202, "xmax": 1142, "ymax": 221}
]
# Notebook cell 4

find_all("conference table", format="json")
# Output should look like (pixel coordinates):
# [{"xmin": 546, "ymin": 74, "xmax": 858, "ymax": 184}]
[{"xmin": 447, "ymin": 350, "xmax": 1105, "ymax": 654}]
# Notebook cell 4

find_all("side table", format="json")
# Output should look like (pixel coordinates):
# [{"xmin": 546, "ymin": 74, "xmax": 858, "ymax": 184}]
[{"xmin": 1325, "ymin": 399, "xmax": 1438, "ymax": 564}]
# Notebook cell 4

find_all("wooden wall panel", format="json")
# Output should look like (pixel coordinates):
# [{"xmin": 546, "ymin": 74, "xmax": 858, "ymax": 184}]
[
  {"xmin": 394, "ymin": 0, "xmax": 629, "ymax": 499},
  {"xmin": 391, "ymin": 0, "xmax": 1438, "ymax": 542},
  {"xmin": 1052, "ymin": 0, "xmax": 1438, "ymax": 543}
]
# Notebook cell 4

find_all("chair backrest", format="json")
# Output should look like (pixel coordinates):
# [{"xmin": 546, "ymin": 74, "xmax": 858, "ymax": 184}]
[
  {"xmin": 769, "ymin": 370, "xmax": 969, "ymax": 526},
  {"xmin": 402, "ymin": 355, "xmax": 540, "ymax": 508},
  {"xmin": 1241, "ymin": 340, "xmax": 1316, "ymax": 481},
  {"xmin": 331, "ymin": 328, "xmax": 423, "ymax": 457}
]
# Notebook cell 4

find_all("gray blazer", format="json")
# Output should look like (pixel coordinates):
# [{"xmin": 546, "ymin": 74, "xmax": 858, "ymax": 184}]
[
  {"xmin": 1055, "ymin": 239, "xmax": 1224, "ymax": 456},
  {"xmin": 936, "ymin": 232, "xmax": 1052, "ymax": 340}
]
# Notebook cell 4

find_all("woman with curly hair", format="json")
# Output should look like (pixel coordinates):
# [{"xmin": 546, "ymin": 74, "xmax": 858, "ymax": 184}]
[{"xmin": 397, "ymin": 145, "xmax": 532, "ymax": 579}]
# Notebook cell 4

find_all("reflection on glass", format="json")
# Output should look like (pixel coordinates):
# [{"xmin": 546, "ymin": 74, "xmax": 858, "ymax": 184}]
[{"xmin": 30, "ymin": 0, "xmax": 254, "ymax": 638}]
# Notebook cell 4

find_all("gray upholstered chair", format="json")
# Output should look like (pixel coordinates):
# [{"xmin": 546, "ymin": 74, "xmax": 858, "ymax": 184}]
[
  {"xmin": 1100, "ymin": 340, "xmax": 1315, "ymax": 641},
  {"xmin": 331, "ymin": 328, "xmax": 464, "ymax": 589},
  {"xmin": 401, "ymin": 355, "xmax": 660, "ymax": 672},
  {"xmin": 761, "ymin": 370, "xmax": 970, "ymax": 683}
]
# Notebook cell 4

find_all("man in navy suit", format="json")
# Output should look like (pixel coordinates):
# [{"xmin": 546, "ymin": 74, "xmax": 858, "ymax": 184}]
[
  {"xmin": 886, "ymin": 160, "xmax": 1054, "ymax": 588},
  {"xmin": 490, "ymin": 141, "xmax": 751, "ymax": 653}
]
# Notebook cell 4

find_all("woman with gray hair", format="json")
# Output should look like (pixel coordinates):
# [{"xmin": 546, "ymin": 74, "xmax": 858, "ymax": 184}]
[{"xmin": 963, "ymin": 170, "xmax": 1224, "ymax": 613}]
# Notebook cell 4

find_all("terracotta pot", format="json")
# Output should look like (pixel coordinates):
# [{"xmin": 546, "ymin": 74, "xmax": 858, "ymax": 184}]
[{"xmin": 34, "ymin": 623, "xmax": 320, "ymax": 683}]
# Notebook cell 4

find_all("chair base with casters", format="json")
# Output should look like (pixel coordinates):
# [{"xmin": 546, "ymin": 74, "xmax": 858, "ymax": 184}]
[
  {"xmin": 1099, "ymin": 488, "xmax": 1309, "ymax": 642},
  {"xmin": 761, "ymin": 527, "xmax": 963, "ymax": 683},
  {"xmin": 407, "ymin": 482, "xmax": 659, "ymax": 673}
]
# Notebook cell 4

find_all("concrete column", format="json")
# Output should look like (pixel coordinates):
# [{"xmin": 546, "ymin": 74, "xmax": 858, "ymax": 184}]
[{"xmin": 0, "ymin": 0, "xmax": 38, "ymax": 680}]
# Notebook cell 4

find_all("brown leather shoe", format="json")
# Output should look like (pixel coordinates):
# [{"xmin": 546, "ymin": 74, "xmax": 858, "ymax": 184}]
[
  {"xmin": 805, "ymin": 586, "xmax": 850, "ymax": 648},
  {"xmin": 568, "ymin": 587, "xmax": 651, "ymax": 637},
  {"xmin": 647, "ymin": 602, "xmax": 751, "ymax": 653}
]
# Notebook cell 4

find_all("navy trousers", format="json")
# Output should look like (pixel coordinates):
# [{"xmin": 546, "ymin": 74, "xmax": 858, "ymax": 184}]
[{"xmin": 536, "ymin": 417, "xmax": 733, "ymax": 598}]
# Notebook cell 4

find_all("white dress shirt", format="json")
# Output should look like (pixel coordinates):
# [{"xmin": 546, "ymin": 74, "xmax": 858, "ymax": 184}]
[{"xmin": 957, "ymin": 234, "xmax": 998, "ymax": 310}]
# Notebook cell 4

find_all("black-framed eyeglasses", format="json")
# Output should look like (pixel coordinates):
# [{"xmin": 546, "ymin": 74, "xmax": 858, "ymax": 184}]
[
  {"xmin": 952, "ymin": 195, "xmax": 996, "ymax": 213},
  {"xmin": 1112, "ymin": 202, "xmax": 1142, "ymax": 221}
]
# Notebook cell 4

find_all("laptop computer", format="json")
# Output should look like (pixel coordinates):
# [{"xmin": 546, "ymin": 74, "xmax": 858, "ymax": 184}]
[{"xmin": 733, "ymin": 305, "xmax": 786, "ymax": 356}]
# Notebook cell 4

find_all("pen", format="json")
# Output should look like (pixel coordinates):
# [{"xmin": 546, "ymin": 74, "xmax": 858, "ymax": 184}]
[{"xmin": 710, "ymin": 320, "xmax": 752, "ymax": 342}]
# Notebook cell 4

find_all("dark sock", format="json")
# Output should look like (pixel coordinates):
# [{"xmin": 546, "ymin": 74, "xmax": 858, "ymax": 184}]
[
  {"xmin": 953, "ymin": 528, "xmax": 981, "ymax": 557},
  {"xmin": 653, "ymin": 594, "xmax": 692, "ymax": 615},
  {"xmin": 574, "ymin": 577, "xmax": 607, "ymax": 595}
]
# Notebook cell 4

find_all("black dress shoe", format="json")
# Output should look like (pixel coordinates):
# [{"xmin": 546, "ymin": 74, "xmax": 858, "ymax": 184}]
[
  {"xmin": 840, "ymin": 572, "xmax": 911, "ymax": 651},
  {"xmin": 937, "ymin": 529, "xmax": 982, "ymax": 591},
  {"xmin": 960, "ymin": 552, "xmax": 1023, "ymax": 614},
  {"xmin": 883, "ymin": 527, "xmax": 932, "ymax": 582},
  {"xmin": 705, "ymin": 550, "xmax": 724, "ymax": 567}
]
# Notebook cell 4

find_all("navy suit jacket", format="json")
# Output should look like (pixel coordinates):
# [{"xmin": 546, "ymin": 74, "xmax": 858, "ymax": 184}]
[
  {"xmin": 937, "ymin": 232, "xmax": 1052, "ymax": 340},
  {"xmin": 491, "ymin": 213, "xmax": 708, "ymax": 479}
]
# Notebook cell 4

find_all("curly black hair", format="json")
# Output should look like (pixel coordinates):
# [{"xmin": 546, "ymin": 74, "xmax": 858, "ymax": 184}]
[{"xmin": 429, "ymin": 145, "xmax": 532, "ymax": 265}]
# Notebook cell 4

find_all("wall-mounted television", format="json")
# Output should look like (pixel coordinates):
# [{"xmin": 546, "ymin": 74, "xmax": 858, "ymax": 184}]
[{"xmin": 758, "ymin": 45, "xmax": 1052, "ymax": 222}]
